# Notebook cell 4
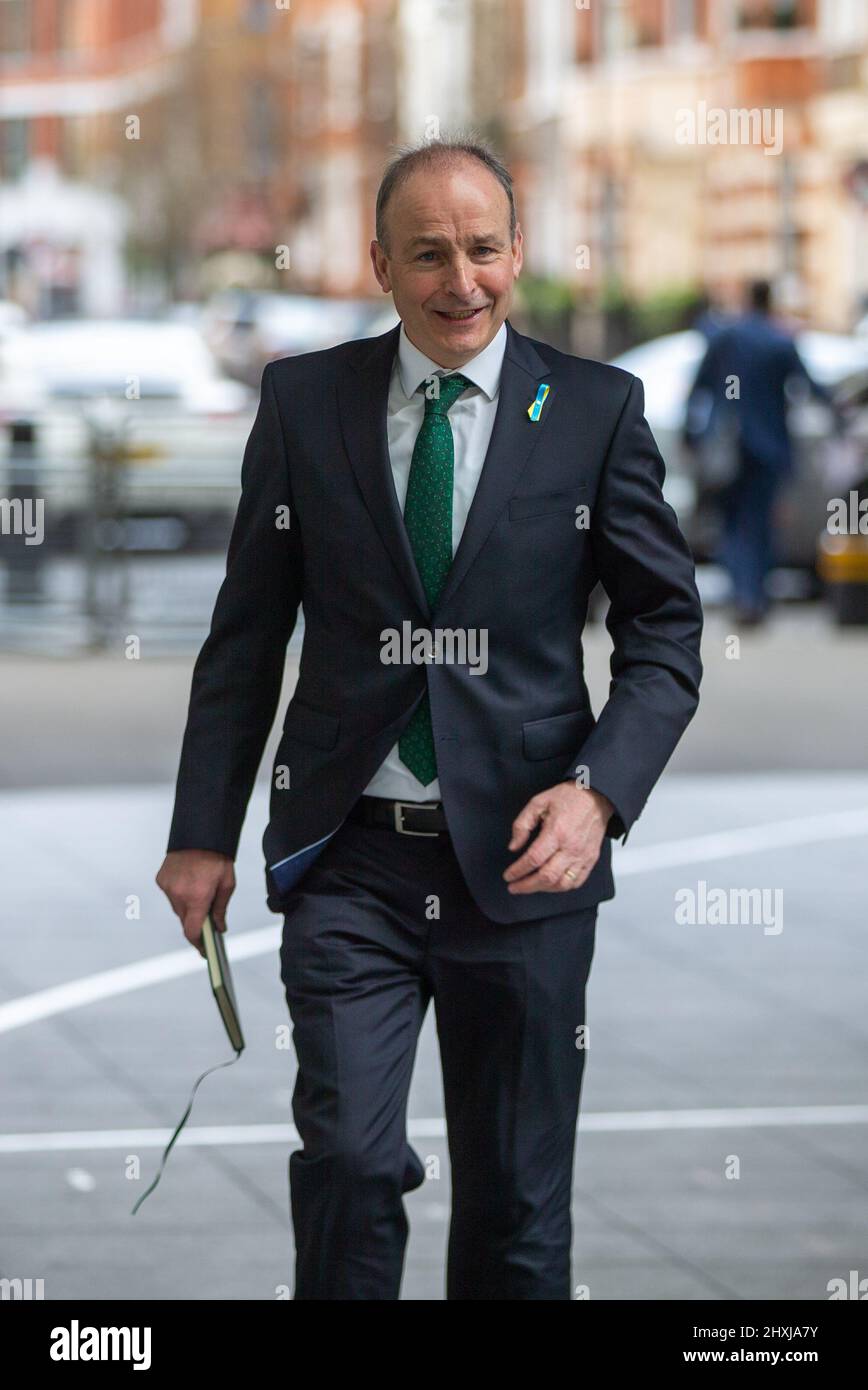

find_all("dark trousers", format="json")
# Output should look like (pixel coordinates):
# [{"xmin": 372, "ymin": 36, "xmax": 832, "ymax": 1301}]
[
  {"xmin": 717, "ymin": 447, "xmax": 783, "ymax": 613},
  {"xmin": 278, "ymin": 811, "xmax": 598, "ymax": 1300}
]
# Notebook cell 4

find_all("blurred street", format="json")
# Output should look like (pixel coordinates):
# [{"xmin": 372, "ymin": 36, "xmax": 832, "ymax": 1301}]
[
  {"xmin": 1, "ymin": 608, "xmax": 866, "ymax": 1299},
  {"xmin": 0, "ymin": 598, "xmax": 866, "ymax": 784}
]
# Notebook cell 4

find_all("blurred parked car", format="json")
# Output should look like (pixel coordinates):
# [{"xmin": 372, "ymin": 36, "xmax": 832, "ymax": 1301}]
[
  {"xmin": 0, "ymin": 319, "xmax": 255, "ymax": 552},
  {"xmin": 0, "ymin": 318, "xmax": 250, "ymax": 416},
  {"xmin": 611, "ymin": 329, "xmax": 868, "ymax": 571},
  {"xmin": 0, "ymin": 299, "xmax": 29, "ymax": 342},
  {"xmin": 201, "ymin": 290, "xmax": 398, "ymax": 385}
]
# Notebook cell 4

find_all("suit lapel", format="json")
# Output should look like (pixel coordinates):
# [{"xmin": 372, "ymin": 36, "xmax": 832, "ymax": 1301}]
[
  {"xmin": 336, "ymin": 317, "xmax": 556, "ymax": 619},
  {"xmin": 338, "ymin": 322, "xmax": 432, "ymax": 617},
  {"xmin": 436, "ymin": 319, "xmax": 554, "ymax": 610}
]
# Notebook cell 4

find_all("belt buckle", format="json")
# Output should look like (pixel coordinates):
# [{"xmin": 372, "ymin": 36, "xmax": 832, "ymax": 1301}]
[{"xmin": 393, "ymin": 800, "xmax": 440, "ymax": 837}]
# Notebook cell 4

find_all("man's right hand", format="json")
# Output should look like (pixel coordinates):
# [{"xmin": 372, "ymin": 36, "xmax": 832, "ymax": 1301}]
[{"xmin": 155, "ymin": 850, "xmax": 236, "ymax": 958}]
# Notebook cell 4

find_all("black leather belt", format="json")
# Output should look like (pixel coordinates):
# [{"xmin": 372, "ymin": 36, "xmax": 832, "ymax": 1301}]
[{"xmin": 347, "ymin": 795, "xmax": 449, "ymax": 837}]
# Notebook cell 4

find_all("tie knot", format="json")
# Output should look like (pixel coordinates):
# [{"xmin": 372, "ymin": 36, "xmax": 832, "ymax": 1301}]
[{"xmin": 422, "ymin": 372, "xmax": 473, "ymax": 416}]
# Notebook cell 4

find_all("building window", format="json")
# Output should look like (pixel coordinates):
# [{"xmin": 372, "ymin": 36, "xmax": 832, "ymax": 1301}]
[
  {"xmin": 245, "ymin": 0, "xmax": 273, "ymax": 34},
  {"xmin": 671, "ymin": 0, "xmax": 698, "ymax": 40},
  {"xmin": 60, "ymin": 114, "xmax": 88, "ymax": 179},
  {"xmin": 601, "ymin": 0, "xmax": 631, "ymax": 56},
  {"xmin": 247, "ymin": 83, "xmax": 274, "ymax": 180},
  {"xmin": 0, "ymin": 0, "xmax": 31, "ymax": 59},
  {"xmin": 56, "ymin": 0, "xmax": 85, "ymax": 57},
  {"xmin": 634, "ymin": 0, "xmax": 665, "ymax": 47},
  {"xmin": 293, "ymin": 29, "xmax": 325, "ymax": 137},
  {"xmin": 736, "ymin": 1, "xmax": 804, "ymax": 30},
  {"xmin": 0, "ymin": 118, "xmax": 28, "ymax": 179}
]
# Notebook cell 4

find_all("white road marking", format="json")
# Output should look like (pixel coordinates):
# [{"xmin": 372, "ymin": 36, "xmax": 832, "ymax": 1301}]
[
  {"xmin": 0, "ymin": 926, "xmax": 279, "ymax": 1034},
  {"xmin": 1, "ymin": 1105, "xmax": 867, "ymax": 1155},
  {"xmin": 616, "ymin": 807, "xmax": 868, "ymax": 875},
  {"xmin": 1, "ymin": 806, "xmax": 866, "ymax": 1039}
]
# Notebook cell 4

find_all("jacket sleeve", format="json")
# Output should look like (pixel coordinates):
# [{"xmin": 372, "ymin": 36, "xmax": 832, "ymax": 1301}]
[
  {"xmin": 561, "ymin": 373, "xmax": 703, "ymax": 845},
  {"xmin": 167, "ymin": 361, "xmax": 303, "ymax": 857}
]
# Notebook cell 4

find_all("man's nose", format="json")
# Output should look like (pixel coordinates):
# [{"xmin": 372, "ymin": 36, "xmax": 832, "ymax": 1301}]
[{"xmin": 443, "ymin": 257, "xmax": 475, "ymax": 298}]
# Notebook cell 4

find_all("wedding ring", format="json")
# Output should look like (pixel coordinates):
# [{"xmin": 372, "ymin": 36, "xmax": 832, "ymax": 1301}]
[{"xmin": 564, "ymin": 868, "xmax": 577, "ymax": 881}]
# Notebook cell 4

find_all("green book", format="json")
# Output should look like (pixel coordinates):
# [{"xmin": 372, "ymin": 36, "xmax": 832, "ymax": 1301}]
[{"xmin": 202, "ymin": 913, "xmax": 245, "ymax": 1053}]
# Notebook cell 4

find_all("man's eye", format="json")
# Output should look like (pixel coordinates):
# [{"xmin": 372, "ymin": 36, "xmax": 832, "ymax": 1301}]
[
  {"xmin": 417, "ymin": 251, "xmax": 438, "ymax": 261},
  {"xmin": 474, "ymin": 247, "xmax": 496, "ymax": 255}
]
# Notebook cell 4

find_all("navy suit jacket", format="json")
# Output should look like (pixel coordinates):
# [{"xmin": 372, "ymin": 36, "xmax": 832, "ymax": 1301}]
[
  {"xmin": 167, "ymin": 318, "xmax": 703, "ymax": 923},
  {"xmin": 686, "ymin": 311, "xmax": 832, "ymax": 475}
]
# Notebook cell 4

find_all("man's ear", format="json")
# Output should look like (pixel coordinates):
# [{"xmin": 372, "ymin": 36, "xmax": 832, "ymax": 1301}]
[
  {"xmin": 512, "ymin": 224, "xmax": 524, "ymax": 278},
  {"xmin": 370, "ymin": 240, "xmax": 392, "ymax": 293}
]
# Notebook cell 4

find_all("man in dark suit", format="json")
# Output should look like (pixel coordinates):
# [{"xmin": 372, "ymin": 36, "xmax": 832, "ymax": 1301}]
[
  {"xmin": 157, "ymin": 138, "xmax": 703, "ymax": 1300},
  {"xmin": 686, "ymin": 278, "xmax": 837, "ymax": 625}
]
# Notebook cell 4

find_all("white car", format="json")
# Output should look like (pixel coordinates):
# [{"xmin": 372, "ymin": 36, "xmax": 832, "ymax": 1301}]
[
  {"xmin": 0, "ymin": 318, "xmax": 251, "ymax": 416},
  {"xmin": 201, "ymin": 291, "xmax": 398, "ymax": 385},
  {"xmin": 0, "ymin": 319, "xmax": 255, "ymax": 549},
  {"xmin": 0, "ymin": 299, "xmax": 29, "ymax": 342}
]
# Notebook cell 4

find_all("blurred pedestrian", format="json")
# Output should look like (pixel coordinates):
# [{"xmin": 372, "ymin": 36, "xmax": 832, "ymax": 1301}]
[{"xmin": 686, "ymin": 279, "xmax": 838, "ymax": 625}]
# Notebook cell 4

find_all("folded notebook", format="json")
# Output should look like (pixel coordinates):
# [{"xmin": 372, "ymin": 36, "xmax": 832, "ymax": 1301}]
[
  {"xmin": 202, "ymin": 913, "xmax": 244, "ymax": 1053},
  {"xmin": 269, "ymin": 823, "xmax": 344, "ymax": 895}
]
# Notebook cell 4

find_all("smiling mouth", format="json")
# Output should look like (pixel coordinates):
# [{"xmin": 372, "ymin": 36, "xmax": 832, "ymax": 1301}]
[{"xmin": 433, "ymin": 306, "xmax": 488, "ymax": 322}]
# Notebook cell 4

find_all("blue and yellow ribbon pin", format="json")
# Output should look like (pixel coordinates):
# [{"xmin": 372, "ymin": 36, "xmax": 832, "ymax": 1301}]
[{"xmin": 527, "ymin": 383, "xmax": 551, "ymax": 422}]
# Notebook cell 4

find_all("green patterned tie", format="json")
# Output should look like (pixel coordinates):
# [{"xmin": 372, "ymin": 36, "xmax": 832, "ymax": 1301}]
[{"xmin": 398, "ymin": 371, "xmax": 473, "ymax": 786}]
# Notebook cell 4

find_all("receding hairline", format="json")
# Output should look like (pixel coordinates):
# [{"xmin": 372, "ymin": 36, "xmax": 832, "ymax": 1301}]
[{"xmin": 375, "ymin": 142, "xmax": 517, "ymax": 255}]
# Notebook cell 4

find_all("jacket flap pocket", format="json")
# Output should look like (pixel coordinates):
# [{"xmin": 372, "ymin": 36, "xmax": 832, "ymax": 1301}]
[
  {"xmin": 282, "ymin": 698, "xmax": 341, "ymax": 750},
  {"xmin": 522, "ymin": 707, "xmax": 594, "ymax": 760},
  {"xmin": 509, "ymin": 486, "xmax": 586, "ymax": 521}
]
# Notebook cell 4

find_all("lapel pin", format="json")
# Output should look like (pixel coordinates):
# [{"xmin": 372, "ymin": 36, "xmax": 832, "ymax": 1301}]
[{"xmin": 527, "ymin": 383, "xmax": 551, "ymax": 422}]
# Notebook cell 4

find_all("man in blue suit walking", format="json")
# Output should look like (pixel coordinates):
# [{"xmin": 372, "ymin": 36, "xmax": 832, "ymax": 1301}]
[
  {"xmin": 687, "ymin": 279, "xmax": 836, "ymax": 625},
  {"xmin": 159, "ymin": 137, "xmax": 703, "ymax": 1299}
]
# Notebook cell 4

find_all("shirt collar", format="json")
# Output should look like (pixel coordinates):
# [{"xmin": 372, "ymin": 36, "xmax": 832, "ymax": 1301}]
[{"xmin": 396, "ymin": 319, "xmax": 507, "ymax": 403}]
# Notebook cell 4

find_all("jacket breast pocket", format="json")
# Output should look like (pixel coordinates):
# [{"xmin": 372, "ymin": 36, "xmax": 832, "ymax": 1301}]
[
  {"xmin": 509, "ymin": 485, "xmax": 587, "ymax": 521},
  {"xmin": 282, "ymin": 697, "xmax": 341, "ymax": 750},
  {"xmin": 522, "ymin": 707, "xmax": 595, "ymax": 760}
]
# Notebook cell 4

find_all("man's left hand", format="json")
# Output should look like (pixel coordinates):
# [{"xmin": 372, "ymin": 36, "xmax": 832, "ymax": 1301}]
[{"xmin": 503, "ymin": 784, "xmax": 614, "ymax": 894}]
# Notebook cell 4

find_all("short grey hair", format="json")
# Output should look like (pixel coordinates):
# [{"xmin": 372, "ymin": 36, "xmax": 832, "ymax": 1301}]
[{"xmin": 374, "ymin": 134, "xmax": 517, "ymax": 255}]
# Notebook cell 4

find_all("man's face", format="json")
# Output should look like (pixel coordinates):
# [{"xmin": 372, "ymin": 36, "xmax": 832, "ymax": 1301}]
[{"xmin": 370, "ymin": 158, "xmax": 523, "ymax": 368}]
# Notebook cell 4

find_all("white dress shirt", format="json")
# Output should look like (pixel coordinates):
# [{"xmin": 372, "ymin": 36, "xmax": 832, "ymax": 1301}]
[{"xmin": 362, "ymin": 319, "xmax": 507, "ymax": 802}]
